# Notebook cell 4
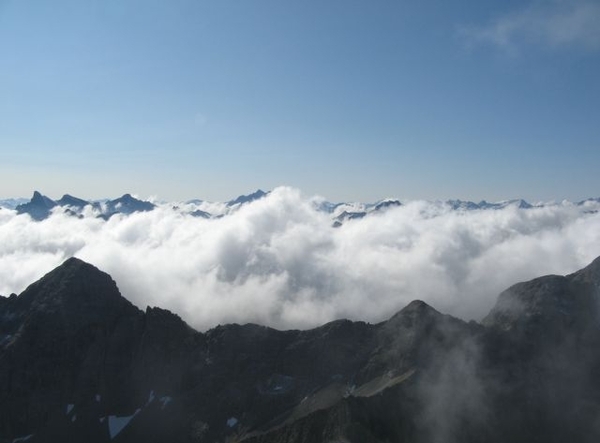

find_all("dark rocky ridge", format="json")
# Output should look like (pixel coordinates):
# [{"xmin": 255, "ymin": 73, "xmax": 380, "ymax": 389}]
[{"xmin": 1, "ymin": 257, "xmax": 600, "ymax": 442}]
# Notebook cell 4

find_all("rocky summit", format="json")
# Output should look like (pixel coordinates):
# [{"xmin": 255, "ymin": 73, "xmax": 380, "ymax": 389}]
[{"xmin": 1, "ymin": 257, "xmax": 600, "ymax": 443}]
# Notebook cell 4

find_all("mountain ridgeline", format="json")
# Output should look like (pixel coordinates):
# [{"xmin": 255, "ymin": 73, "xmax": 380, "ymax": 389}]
[
  {"xmin": 1, "ymin": 257, "xmax": 600, "ymax": 442},
  {"xmin": 5, "ymin": 190, "xmax": 600, "ymax": 224},
  {"xmin": 13, "ymin": 191, "xmax": 157, "ymax": 221}
]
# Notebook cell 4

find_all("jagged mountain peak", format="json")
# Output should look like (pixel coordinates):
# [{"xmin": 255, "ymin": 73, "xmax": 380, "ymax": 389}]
[
  {"xmin": 15, "ymin": 191, "xmax": 57, "ymax": 220},
  {"xmin": 29, "ymin": 256, "xmax": 107, "ymax": 287},
  {"xmin": 15, "ymin": 257, "xmax": 138, "ymax": 320},
  {"xmin": 30, "ymin": 190, "xmax": 55, "ymax": 205}
]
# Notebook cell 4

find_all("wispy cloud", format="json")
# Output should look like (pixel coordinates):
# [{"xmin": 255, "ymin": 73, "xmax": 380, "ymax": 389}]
[
  {"xmin": 460, "ymin": 1, "xmax": 600, "ymax": 53},
  {"xmin": 1, "ymin": 187, "xmax": 599, "ymax": 331}
]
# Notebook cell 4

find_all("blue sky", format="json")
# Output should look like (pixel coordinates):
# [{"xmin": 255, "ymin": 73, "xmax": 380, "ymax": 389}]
[{"xmin": 1, "ymin": 0, "xmax": 599, "ymax": 202}]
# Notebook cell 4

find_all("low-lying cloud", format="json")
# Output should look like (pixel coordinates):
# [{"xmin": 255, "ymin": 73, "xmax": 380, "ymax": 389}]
[{"xmin": 1, "ymin": 187, "xmax": 599, "ymax": 331}]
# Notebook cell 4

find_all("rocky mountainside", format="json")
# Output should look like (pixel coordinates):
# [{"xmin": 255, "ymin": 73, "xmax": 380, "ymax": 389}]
[{"xmin": 1, "ymin": 257, "xmax": 600, "ymax": 442}]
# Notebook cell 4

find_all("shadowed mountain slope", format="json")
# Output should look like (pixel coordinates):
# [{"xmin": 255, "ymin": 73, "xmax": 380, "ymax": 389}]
[{"xmin": 1, "ymin": 256, "xmax": 600, "ymax": 442}]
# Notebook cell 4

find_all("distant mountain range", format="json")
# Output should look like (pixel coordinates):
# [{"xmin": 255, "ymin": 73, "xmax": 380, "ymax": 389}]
[
  {"xmin": 4, "ymin": 192, "xmax": 156, "ymax": 221},
  {"xmin": 0, "ymin": 190, "xmax": 271, "ymax": 221},
  {"xmin": 1, "ymin": 190, "xmax": 599, "ymax": 223},
  {"xmin": 1, "ymin": 256, "xmax": 600, "ymax": 442}
]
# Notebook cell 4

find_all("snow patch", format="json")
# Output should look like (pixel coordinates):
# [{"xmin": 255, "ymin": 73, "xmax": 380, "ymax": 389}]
[
  {"xmin": 159, "ymin": 396, "xmax": 172, "ymax": 409},
  {"xmin": 66, "ymin": 404, "xmax": 74, "ymax": 415},
  {"xmin": 146, "ymin": 390, "xmax": 155, "ymax": 406},
  {"xmin": 0, "ymin": 334, "xmax": 13, "ymax": 345},
  {"xmin": 71, "ymin": 415, "xmax": 76, "ymax": 422},
  {"xmin": 11, "ymin": 435, "xmax": 33, "ymax": 443},
  {"xmin": 108, "ymin": 409, "xmax": 141, "ymax": 439},
  {"xmin": 227, "ymin": 417, "xmax": 238, "ymax": 428},
  {"xmin": 95, "ymin": 394, "xmax": 101, "ymax": 402}
]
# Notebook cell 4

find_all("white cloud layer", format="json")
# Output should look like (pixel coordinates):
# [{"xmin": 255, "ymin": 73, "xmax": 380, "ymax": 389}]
[
  {"xmin": 1, "ymin": 187, "xmax": 599, "ymax": 331},
  {"xmin": 460, "ymin": 0, "xmax": 600, "ymax": 53}
]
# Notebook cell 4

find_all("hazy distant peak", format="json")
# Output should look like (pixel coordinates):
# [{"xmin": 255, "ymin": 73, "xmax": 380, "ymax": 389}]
[
  {"xmin": 56, "ymin": 194, "xmax": 90, "ymax": 208},
  {"xmin": 15, "ymin": 191, "xmax": 57, "ymax": 220},
  {"xmin": 227, "ymin": 189, "xmax": 269, "ymax": 207},
  {"xmin": 105, "ymin": 194, "xmax": 155, "ymax": 215},
  {"xmin": 31, "ymin": 190, "xmax": 56, "ymax": 207},
  {"xmin": 372, "ymin": 199, "xmax": 402, "ymax": 211}
]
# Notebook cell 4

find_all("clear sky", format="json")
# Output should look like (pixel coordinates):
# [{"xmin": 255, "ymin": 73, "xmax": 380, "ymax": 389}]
[{"xmin": 1, "ymin": 0, "xmax": 599, "ymax": 202}]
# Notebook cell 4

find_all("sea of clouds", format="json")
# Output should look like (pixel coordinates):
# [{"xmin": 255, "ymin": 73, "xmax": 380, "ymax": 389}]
[{"xmin": 1, "ymin": 186, "xmax": 599, "ymax": 331}]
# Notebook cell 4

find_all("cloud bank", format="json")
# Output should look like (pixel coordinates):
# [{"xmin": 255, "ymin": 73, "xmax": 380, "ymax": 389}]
[
  {"xmin": 1, "ymin": 187, "xmax": 599, "ymax": 331},
  {"xmin": 460, "ymin": 0, "xmax": 600, "ymax": 53}
]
